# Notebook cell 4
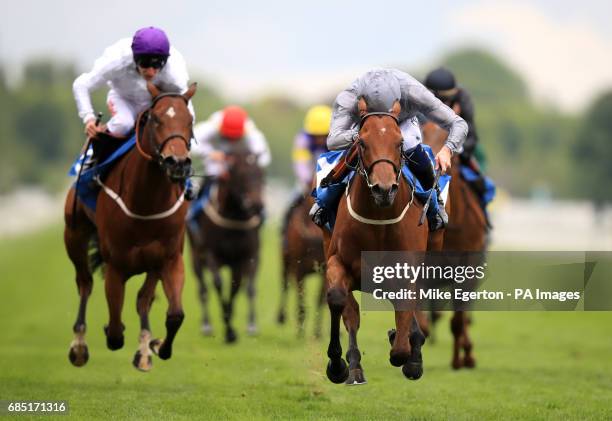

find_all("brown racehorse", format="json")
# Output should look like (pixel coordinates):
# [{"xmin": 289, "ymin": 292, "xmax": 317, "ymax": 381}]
[
  {"xmin": 321, "ymin": 98, "xmax": 430, "ymax": 385},
  {"xmin": 278, "ymin": 195, "xmax": 326, "ymax": 338},
  {"xmin": 64, "ymin": 82, "xmax": 196, "ymax": 371},
  {"xmin": 422, "ymin": 120, "xmax": 487, "ymax": 369},
  {"xmin": 187, "ymin": 151, "xmax": 264, "ymax": 343}
]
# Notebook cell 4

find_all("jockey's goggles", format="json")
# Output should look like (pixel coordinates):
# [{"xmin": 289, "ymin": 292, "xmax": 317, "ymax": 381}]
[{"xmin": 134, "ymin": 54, "xmax": 168, "ymax": 69}]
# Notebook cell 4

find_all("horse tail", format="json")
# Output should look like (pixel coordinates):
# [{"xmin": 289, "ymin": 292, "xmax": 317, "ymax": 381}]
[{"xmin": 87, "ymin": 233, "xmax": 104, "ymax": 274}]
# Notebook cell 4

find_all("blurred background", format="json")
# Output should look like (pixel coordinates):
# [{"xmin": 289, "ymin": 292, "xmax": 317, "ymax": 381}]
[{"xmin": 0, "ymin": 0, "xmax": 611, "ymax": 247}]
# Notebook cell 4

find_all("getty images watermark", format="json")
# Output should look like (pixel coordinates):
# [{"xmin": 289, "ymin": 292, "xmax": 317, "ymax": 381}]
[{"xmin": 360, "ymin": 251, "xmax": 612, "ymax": 311}]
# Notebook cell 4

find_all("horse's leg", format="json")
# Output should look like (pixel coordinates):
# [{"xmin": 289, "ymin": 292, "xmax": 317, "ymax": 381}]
[
  {"xmin": 389, "ymin": 310, "xmax": 425, "ymax": 380},
  {"xmin": 313, "ymin": 271, "xmax": 326, "ymax": 339},
  {"xmin": 104, "ymin": 264, "xmax": 126, "ymax": 350},
  {"xmin": 451, "ymin": 311, "xmax": 474, "ymax": 369},
  {"xmin": 245, "ymin": 256, "xmax": 259, "ymax": 336},
  {"xmin": 223, "ymin": 263, "xmax": 242, "ymax": 343},
  {"xmin": 325, "ymin": 254, "xmax": 349, "ymax": 384},
  {"xmin": 277, "ymin": 253, "xmax": 290, "ymax": 325},
  {"xmin": 296, "ymin": 269, "xmax": 306, "ymax": 338},
  {"xmin": 192, "ymin": 248, "xmax": 212, "ymax": 336},
  {"xmin": 207, "ymin": 256, "xmax": 230, "ymax": 342},
  {"xmin": 133, "ymin": 272, "xmax": 157, "ymax": 371},
  {"xmin": 151, "ymin": 256, "xmax": 185, "ymax": 360},
  {"xmin": 343, "ymin": 292, "xmax": 366, "ymax": 385},
  {"xmin": 64, "ymin": 192, "xmax": 95, "ymax": 366}
]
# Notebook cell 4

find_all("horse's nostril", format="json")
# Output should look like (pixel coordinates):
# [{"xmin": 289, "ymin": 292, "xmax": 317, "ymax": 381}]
[
  {"xmin": 390, "ymin": 184, "xmax": 399, "ymax": 195},
  {"xmin": 372, "ymin": 184, "xmax": 382, "ymax": 195},
  {"xmin": 163, "ymin": 156, "xmax": 178, "ymax": 167}
]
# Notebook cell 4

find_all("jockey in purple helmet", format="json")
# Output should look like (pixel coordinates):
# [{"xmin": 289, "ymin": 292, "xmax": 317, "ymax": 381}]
[{"xmin": 73, "ymin": 26, "xmax": 194, "ymax": 139}]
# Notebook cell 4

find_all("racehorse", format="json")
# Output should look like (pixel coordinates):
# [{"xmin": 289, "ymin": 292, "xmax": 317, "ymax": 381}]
[
  {"xmin": 422, "ymin": 120, "xmax": 488, "ymax": 369},
  {"xmin": 278, "ymin": 195, "xmax": 326, "ymax": 338},
  {"xmin": 321, "ymin": 98, "xmax": 430, "ymax": 385},
  {"xmin": 187, "ymin": 151, "xmax": 264, "ymax": 343},
  {"xmin": 64, "ymin": 82, "xmax": 197, "ymax": 371}
]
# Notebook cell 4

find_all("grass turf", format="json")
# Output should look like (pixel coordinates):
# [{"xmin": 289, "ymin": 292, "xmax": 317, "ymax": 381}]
[{"xmin": 0, "ymin": 225, "xmax": 611, "ymax": 420}]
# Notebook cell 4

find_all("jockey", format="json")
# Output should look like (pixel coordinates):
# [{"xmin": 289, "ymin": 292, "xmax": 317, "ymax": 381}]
[
  {"xmin": 282, "ymin": 105, "xmax": 332, "ymax": 234},
  {"xmin": 73, "ymin": 26, "xmax": 194, "ymax": 144},
  {"xmin": 310, "ymin": 68, "xmax": 468, "ymax": 231},
  {"xmin": 187, "ymin": 105, "xmax": 270, "ymax": 200},
  {"xmin": 424, "ymin": 67, "xmax": 481, "ymax": 170}
]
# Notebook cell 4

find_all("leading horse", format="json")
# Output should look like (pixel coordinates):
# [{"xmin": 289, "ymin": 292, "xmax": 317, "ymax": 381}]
[
  {"xmin": 64, "ymin": 82, "xmax": 196, "ymax": 371},
  {"xmin": 321, "ymin": 98, "xmax": 430, "ymax": 385}
]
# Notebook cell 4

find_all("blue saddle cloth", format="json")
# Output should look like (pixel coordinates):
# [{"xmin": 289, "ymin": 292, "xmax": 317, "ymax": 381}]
[
  {"xmin": 312, "ymin": 144, "xmax": 450, "ymax": 231},
  {"xmin": 460, "ymin": 165, "xmax": 496, "ymax": 207},
  {"xmin": 68, "ymin": 135, "xmax": 137, "ymax": 211}
]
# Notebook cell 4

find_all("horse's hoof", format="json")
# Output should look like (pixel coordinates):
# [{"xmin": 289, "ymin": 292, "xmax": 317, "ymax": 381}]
[
  {"xmin": 452, "ymin": 358, "xmax": 463, "ymax": 370},
  {"xmin": 277, "ymin": 312, "xmax": 286, "ymax": 325},
  {"xmin": 225, "ymin": 328, "xmax": 237, "ymax": 344},
  {"xmin": 104, "ymin": 325, "xmax": 124, "ymax": 350},
  {"xmin": 247, "ymin": 324, "xmax": 258, "ymax": 336},
  {"xmin": 326, "ymin": 359, "xmax": 349, "ymax": 384},
  {"xmin": 387, "ymin": 329, "xmax": 396, "ymax": 346},
  {"xmin": 345, "ymin": 368, "xmax": 367, "ymax": 385},
  {"xmin": 463, "ymin": 355, "xmax": 476, "ymax": 368},
  {"xmin": 389, "ymin": 350, "xmax": 410, "ymax": 367},
  {"xmin": 68, "ymin": 344, "xmax": 89, "ymax": 367},
  {"xmin": 200, "ymin": 324, "xmax": 213, "ymax": 336},
  {"xmin": 402, "ymin": 362, "xmax": 423, "ymax": 380},
  {"xmin": 149, "ymin": 338, "xmax": 163, "ymax": 356},
  {"xmin": 132, "ymin": 350, "xmax": 152, "ymax": 372}
]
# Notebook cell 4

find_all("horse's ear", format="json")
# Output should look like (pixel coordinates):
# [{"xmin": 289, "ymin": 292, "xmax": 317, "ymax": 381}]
[
  {"xmin": 147, "ymin": 82, "xmax": 161, "ymax": 99},
  {"xmin": 358, "ymin": 96, "xmax": 368, "ymax": 118},
  {"xmin": 184, "ymin": 82, "xmax": 197, "ymax": 101},
  {"xmin": 391, "ymin": 100, "xmax": 401, "ymax": 118}
]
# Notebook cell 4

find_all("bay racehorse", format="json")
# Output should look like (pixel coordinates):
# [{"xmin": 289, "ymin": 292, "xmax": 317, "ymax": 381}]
[
  {"xmin": 187, "ymin": 151, "xmax": 264, "ymax": 343},
  {"xmin": 321, "ymin": 98, "xmax": 430, "ymax": 385},
  {"xmin": 278, "ymin": 194, "xmax": 326, "ymax": 338},
  {"xmin": 64, "ymin": 82, "xmax": 196, "ymax": 371},
  {"xmin": 422, "ymin": 120, "xmax": 488, "ymax": 369}
]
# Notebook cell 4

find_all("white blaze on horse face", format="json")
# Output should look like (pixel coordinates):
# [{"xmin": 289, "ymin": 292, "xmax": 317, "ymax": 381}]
[
  {"xmin": 166, "ymin": 106, "xmax": 176, "ymax": 119},
  {"xmin": 380, "ymin": 127, "xmax": 387, "ymax": 135}
]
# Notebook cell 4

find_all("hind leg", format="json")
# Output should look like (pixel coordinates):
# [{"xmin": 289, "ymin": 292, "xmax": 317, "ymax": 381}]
[
  {"xmin": 133, "ymin": 273, "xmax": 157, "ymax": 371},
  {"xmin": 343, "ymin": 292, "xmax": 366, "ymax": 385},
  {"xmin": 451, "ymin": 311, "xmax": 475, "ymax": 369},
  {"xmin": 64, "ymin": 188, "xmax": 95, "ymax": 367}
]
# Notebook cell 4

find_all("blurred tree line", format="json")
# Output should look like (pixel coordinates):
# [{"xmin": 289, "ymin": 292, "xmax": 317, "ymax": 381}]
[{"xmin": 0, "ymin": 49, "xmax": 609, "ymax": 205}]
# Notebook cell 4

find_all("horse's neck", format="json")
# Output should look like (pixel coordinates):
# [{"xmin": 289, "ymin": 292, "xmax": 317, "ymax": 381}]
[
  {"xmin": 348, "ymin": 175, "xmax": 410, "ymax": 220},
  {"xmin": 117, "ymin": 149, "xmax": 181, "ymax": 212}
]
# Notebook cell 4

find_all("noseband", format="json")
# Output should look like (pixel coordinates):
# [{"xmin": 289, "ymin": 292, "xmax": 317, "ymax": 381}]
[
  {"xmin": 135, "ymin": 93, "xmax": 194, "ymax": 165},
  {"xmin": 348, "ymin": 112, "xmax": 404, "ymax": 189}
]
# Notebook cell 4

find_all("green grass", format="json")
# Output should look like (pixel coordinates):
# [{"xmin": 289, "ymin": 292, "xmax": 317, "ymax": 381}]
[{"xmin": 1, "ymin": 225, "xmax": 611, "ymax": 420}]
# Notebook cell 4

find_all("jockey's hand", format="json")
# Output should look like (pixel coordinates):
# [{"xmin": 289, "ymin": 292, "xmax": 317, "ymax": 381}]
[
  {"xmin": 84, "ymin": 118, "xmax": 106, "ymax": 138},
  {"xmin": 435, "ymin": 145, "xmax": 452, "ymax": 174}
]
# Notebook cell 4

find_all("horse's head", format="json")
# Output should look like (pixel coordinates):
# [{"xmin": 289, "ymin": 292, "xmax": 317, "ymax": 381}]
[
  {"xmin": 139, "ymin": 82, "xmax": 197, "ymax": 183},
  {"xmin": 217, "ymin": 151, "xmax": 264, "ymax": 217},
  {"xmin": 355, "ymin": 97, "xmax": 403, "ymax": 207}
]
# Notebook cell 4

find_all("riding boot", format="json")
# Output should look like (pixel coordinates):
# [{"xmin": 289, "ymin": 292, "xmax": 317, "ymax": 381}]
[
  {"xmin": 404, "ymin": 144, "xmax": 448, "ymax": 231},
  {"xmin": 309, "ymin": 202, "xmax": 327, "ymax": 228}
]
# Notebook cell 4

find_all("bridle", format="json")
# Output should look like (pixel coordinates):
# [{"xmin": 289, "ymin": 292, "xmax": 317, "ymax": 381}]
[
  {"xmin": 135, "ymin": 93, "xmax": 194, "ymax": 166},
  {"xmin": 347, "ymin": 112, "xmax": 404, "ymax": 189}
]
